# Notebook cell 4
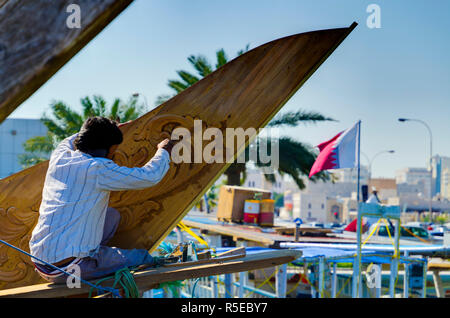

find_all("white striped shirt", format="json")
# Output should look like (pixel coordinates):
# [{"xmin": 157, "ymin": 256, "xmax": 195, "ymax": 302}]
[{"xmin": 29, "ymin": 134, "xmax": 170, "ymax": 264}]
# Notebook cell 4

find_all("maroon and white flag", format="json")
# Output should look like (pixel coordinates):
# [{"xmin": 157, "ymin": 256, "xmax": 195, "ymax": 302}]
[{"xmin": 309, "ymin": 121, "xmax": 360, "ymax": 178}]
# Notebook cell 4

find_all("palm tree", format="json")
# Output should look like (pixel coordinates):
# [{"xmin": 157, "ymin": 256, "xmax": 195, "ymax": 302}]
[
  {"xmin": 156, "ymin": 47, "xmax": 334, "ymax": 189},
  {"xmin": 19, "ymin": 95, "xmax": 146, "ymax": 168}
]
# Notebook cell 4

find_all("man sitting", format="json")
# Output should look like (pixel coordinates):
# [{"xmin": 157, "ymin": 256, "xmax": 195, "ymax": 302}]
[{"xmin": 29, "ymin": 117, "xmax": 174, "ymax": 284}]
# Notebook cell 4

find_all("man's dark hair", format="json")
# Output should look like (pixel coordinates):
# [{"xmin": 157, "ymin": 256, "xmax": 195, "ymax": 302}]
[{"xmin": 74, "ymin": 117, "xmax": 123, "ymax": 153}]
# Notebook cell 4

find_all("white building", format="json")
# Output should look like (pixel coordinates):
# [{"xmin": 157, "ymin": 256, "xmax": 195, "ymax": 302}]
[
  {"xmin": 0, "ymin": 119, "xmax": 47, "ymax": 179},
  {"xmin": 300, "ymin": 178, "xmax": 357, "ymax": 198},
  {"xmin": 244, "ymin": 169, "xmax": 298, "ymax": 194},
  {"xmin": 396, "ymin": 167, "xmax": 430, "ymax": 184},
  {"xmin": 395, "ymin": 167, "xmax": 431, "ymax": 197},
  {"xmin": 292, "ymin": 192, "xmax": 343, "ymax": 224},
  {"xmin": 432, "ymin": 155, "xmax": 450, "ymax": 198},
  {"xmin": 332, "ymin": 166, "xmax": 370, "ymax": 185},
  {"xmin": 441, "ymin": 168, "xmax": 450, "ymax": 200},
  {"xmin": 292, "ymin": 192, "xmax": 327, "ymax": 223}
]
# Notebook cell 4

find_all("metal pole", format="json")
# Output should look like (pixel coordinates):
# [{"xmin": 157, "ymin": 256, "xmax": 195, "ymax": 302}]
[
  {"xmin": 331, "ymin": 262, "xmax": 337, "ymax": 298},
  {"xmin": 404, "ymin": 251, "xmax": 409, "ymax": 298},
  {"xmin": 276, "ymin": 263, "xmax": 287, "ymax": 298},
  {"xmin": 398, "ymin": 118, "xmax": 433, "ymax": 219},
  {"xmin": 422, "ymin": 258, "xmax": 428, "ymax": 298},
  {"xmin": 224, "ymin": 274, "xmax": 233, "ymax": 298},
  {"xmin": 352, "ymin": 121, "xmax": 362, "ymax": 298},
  {"xmin": 389, "ymin": 219, "xmax": 401, "ymax": 298},
  {"xmin": 375, "ymin": 265, "xmax": 382, "ymax": 298},
  {"xmin": 353, "ymin": 206, "xmax": 362, "ymax": 298},
  {"xmin": 318, "ymin": 257, "xmax": 325, "ymax": 298},
  {"xmin": 357, "ymin": 121, "xmax": 361, "ymax": 203}
]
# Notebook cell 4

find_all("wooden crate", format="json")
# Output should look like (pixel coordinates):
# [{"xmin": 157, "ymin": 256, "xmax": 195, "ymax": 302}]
[{"xmin": 217, "ymin": 185, "xmax": 271, "ymax": 223}]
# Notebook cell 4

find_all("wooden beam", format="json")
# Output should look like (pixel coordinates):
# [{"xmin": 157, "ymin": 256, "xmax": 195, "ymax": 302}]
[
  {"xmin": 162, "ymin": 250, "xmax": 246, "ymax": 268},
  {"xmin": 216, "ymin": 247, "xmax": 246, "ymax": 258},
  {"xmin": 0, "ymin": 249, "xmax": 301, "ymax": 298},
  {"xmin": 0, "ymin": 0, "xmax": 134, "ymax": 123}
]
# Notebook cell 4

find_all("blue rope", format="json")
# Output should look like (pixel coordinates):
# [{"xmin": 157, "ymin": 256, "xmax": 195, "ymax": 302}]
[
  {"xmin": 0, "ymin": 238, "xmax": 121, "ymax": 298},
  {"xmin": 191, "ymin": 277, "xmax": 201, "ymax": 298}
]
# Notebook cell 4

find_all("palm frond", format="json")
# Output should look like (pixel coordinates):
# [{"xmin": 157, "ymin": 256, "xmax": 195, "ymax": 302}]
[
  {"xmin": 187, "ymin": 55, "xmax": 213, "ymax": 77},
  {"xmin": 22, "ymin": 134, "xmax": 55, "ymax": 153},
  {"xmin": 253, "ymin": 136, "xmax": 329, "ymax": 189},
  {"xmin": 168, "ymin": 80, "xmax": 189, "ymax": 94},
  {"xmin": 110, "ymin": 98, "xmax": 121, "ymax": 121},
  {"xmin": 93, "ymin": 95, "xmax": 107, "ymax": 117},
  {"xmin": 155, "ymin": 94, "xmax": 175, "ymax": 106},
  {"xmin": 81, "ymin": 96, "xmax": 95, "ymax": 118},
  {"xmin": 268, "ymin": 110, "xmax": 335, "ymax": 127},
  {"xmin": 18, "ymin": 153, "xmax": 49, "ymax": 168},
  {"xmin": 215, "ymin": 49, "xmax": 228, "ymax": 68},
  {"xmin": 177, "ymin": 70, "xmax": 200, "ymax": 86},
  {"xmin": 237, "ymin": 44, "xmax": 250, "ymax": 56}
]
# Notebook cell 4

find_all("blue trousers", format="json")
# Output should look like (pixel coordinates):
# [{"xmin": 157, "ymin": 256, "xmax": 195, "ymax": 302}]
[{"xmin": 35, "ymin": 208, "xmax": 154, "ymax": 284}]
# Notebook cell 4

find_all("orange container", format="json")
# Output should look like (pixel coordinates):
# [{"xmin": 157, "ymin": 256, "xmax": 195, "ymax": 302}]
[
  {"xmin": 243, "ymin": 200, "xmax": 260, "ymax": 224},
  {"xmin": 259, "ymin": 199, "xmax": 275, "ymax": 227}
]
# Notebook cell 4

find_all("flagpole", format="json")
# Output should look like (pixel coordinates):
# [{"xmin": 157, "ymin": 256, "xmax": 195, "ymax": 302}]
[
  {"xmin": 357, "ymin": 120, "xmax": 361, "ymax": 202},
  {"xmin": 353, "ymin": 120, "xmax": 362, "ymax": 298}
]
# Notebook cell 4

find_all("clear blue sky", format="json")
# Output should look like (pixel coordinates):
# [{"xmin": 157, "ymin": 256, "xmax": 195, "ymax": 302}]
[{"xmin": 10, "ymin": 0, "xmax": 450, "ymax": 178}]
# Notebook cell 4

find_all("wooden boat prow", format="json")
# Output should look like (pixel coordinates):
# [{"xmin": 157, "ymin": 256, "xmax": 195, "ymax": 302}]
[{"xmin": 0, "ymin": 22, "xmax": 357, "ymax": 290}]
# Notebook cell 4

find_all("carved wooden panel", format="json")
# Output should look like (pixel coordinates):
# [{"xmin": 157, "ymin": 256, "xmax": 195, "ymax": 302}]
[
  {"xmin": 0, "ymin": 23, "xmax": 357, "ymax": 290},
  {"xmin": 0, "ymin": 0, "xmax": 134, "ymax": 123}
]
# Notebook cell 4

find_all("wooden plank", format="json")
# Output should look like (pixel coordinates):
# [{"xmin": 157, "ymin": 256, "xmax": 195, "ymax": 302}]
[
  {"xmin": 216, "ymin": 247, "xmax": 246, "ymax": 258},
  {"xmin": 0, "ymin": 22, "xmax": 357, "ymax": 290},
  {"xmin": 183, "ymin": 219, "xmax": 355, "ymax": 245},
  {"xmin": 0, "ymin": 249, "xmax": 302, "ymax": 298},
  {"xmin": 0, "ymin": 0, "xmax": 134, "ymax": 123},
  {"xmin": 162, "ymin": 251, "xmax": 246, "ymax": 268},
  {"xmin": 183, "ymin": 220, "xmax": 282, "ymax": 245},
  {"xmin": 273, "ymin": 226, "xmax": 332, "ymax": 236},
  {"xmin": 428, "ymin": 258, "xmax": 450, "ymax": 270}
]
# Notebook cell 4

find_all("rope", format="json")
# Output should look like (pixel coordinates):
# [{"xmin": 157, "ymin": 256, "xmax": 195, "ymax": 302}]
[
  {"xmin": 362, "ymin": 218, "xmax": 382, "ymax": 246},
  {"xmin": 382, "ymin": 219, "xmax": 397, "ymax": 250},
  {"xmin": 0, "ymin": 238, "xmax": 121, "ymax": 298},
  {"xmin": 260, "ymin": 268, "xmax": 276, "ymax": 292},
  {"xmin": 400, "ymin": 225, "xmax": 430, "ymax": 244},
  {"xmin": 191, "ymin": 277, "xmax": 201, "ymax": 298},
  {"xmin": 244, "ymin": 269, "xmax": 277, "ymax": 298},
  {"xmin": 89, "ymin": 267, "xmax": 139, "ymax": 298},
  {"xmin": 336, "ymin": 275, "xmax": 352, "ymax": 298}
]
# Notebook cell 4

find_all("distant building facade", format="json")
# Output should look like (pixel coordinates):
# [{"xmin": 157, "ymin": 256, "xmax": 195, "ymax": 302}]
[
  {"xmin": 395, "ymin": 167, "xmax": 431, "ymax": 198},
  {"xmin": 244, "ymin": 169, "xmax": 299, "ymax": 194},
  {"xmin": 292, "ymin": 192, "xmax": 343, "ymax": 224},
  {"xmin": 431, "ymin": 155, "xmax": 450, "ymax": 197},
  {"xmin": 332, "ymin": 166, "xmax": 370, "ymax": 185},
  {"xmin": 0, "ymin": 119, "xmax": 47, "ymax": 179},
  {"xmin": 368, "ymin": 178, "xmax": 397, "ymax": 202}
]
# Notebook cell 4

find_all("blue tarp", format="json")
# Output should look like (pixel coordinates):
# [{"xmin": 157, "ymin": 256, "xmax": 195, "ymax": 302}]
[{"xmin": 213, "ymin": 246, "xmax": 425, "ymax": 266}]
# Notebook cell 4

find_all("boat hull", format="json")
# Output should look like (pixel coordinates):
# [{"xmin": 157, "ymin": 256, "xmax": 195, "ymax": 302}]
[{"xmin": 0, "ymin": 23, "xmax": 356, "ymax": 289}]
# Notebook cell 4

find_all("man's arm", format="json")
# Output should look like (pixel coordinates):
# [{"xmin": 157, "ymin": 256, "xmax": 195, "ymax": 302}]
[{"xmin": 95, "ymin": 148, "xmax": 171, "ymax": 191}]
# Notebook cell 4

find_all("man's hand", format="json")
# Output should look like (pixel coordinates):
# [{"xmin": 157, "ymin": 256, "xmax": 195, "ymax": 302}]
[{"xmin": 157, "ymin": 138, "xmax": 176, "ymax": 156}]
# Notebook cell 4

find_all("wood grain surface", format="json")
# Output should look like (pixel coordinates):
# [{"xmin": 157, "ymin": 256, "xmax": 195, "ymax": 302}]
[{"xmin": 0, "ymin": 0, "xmax": 134, "ymax": 123}]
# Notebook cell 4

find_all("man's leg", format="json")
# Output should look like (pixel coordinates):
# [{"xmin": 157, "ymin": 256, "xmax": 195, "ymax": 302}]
[
  {"xmin": 77, "ymin": 246, "xmax": 155, "ymax": 281},
  {"xmin": 39, "ymin": 207, "xmax": 151, "ymax": 284},
  {"xmin": 101, "ymin": 207, "xmax": 121, "ymax": 245},
  {"xmin": 77, "ymin": 207, "xmax": 155, "ymax": 280}
]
